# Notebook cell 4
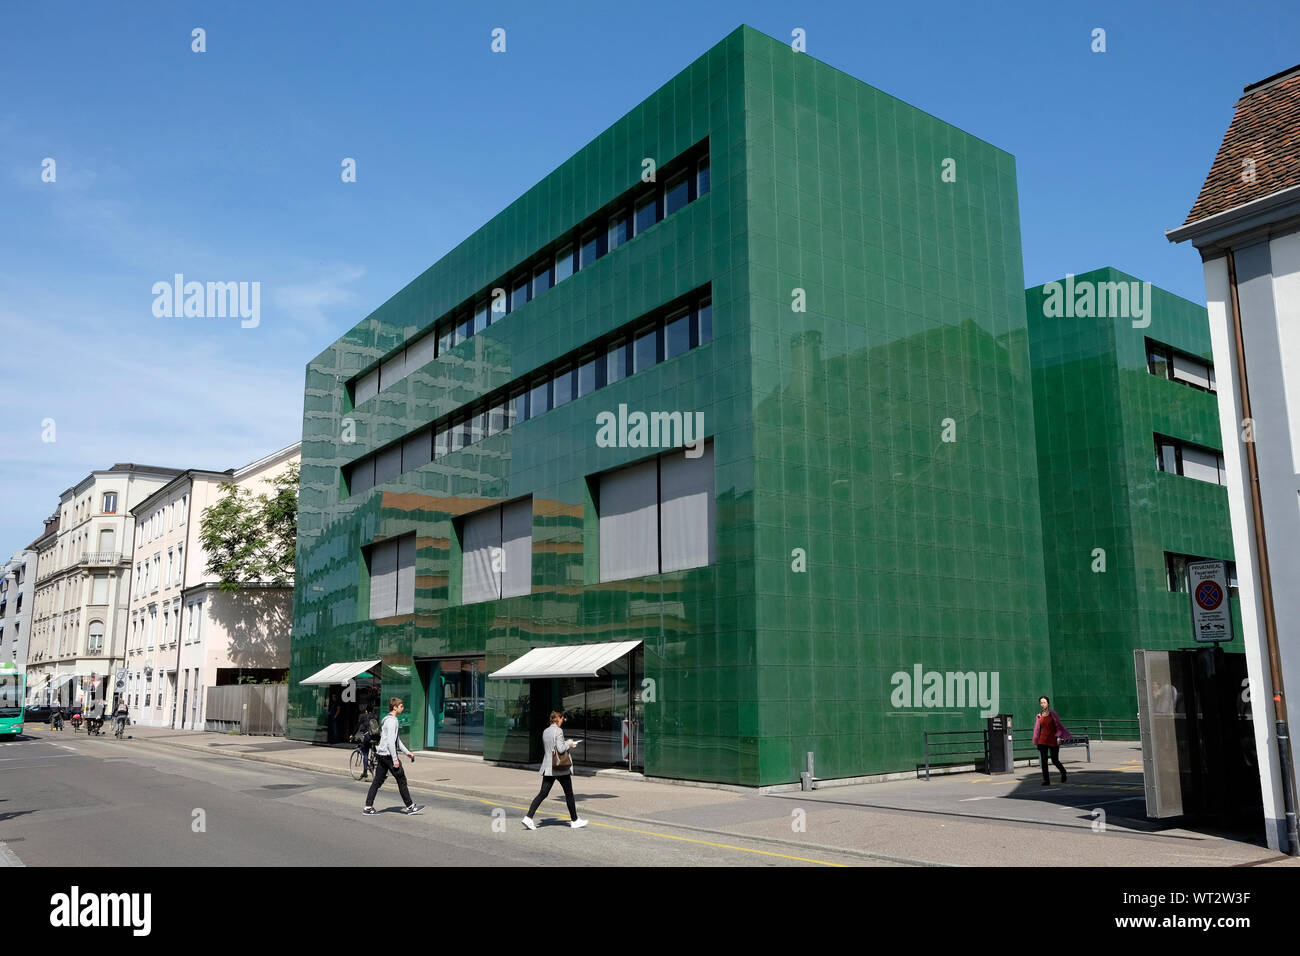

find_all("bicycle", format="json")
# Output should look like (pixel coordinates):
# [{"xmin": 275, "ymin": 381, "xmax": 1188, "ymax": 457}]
[
  {"xmin": 349, "ymin": 739, "xmax": 374, "ymax": 781},
  {"xmin": 113, "ymin": 717, "xmax": 128, "ymax": 739}
]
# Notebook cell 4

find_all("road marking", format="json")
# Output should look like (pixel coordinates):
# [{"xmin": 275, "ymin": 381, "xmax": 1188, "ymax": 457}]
[
  {"xmin": 0, "ymin": 754, "xmax": 80, "ymax": 762},
  {"xmin": 0, "ymin": 842, "xmax": 23, "ymax": 867},
  {"xmin": 414, "ymin": 789, "xmax": 851, "ymax": 867}
]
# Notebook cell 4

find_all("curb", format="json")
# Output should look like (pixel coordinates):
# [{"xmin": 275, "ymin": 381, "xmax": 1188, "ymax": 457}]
[{"xmin": 131, "ymin": 733, "xmax": 944, "ymax": 867}]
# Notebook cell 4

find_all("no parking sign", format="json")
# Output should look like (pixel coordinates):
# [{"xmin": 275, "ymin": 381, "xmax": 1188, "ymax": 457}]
[{"xmin": 1188, "ymin": 560, "xmax": 1233, "ymax": 643}]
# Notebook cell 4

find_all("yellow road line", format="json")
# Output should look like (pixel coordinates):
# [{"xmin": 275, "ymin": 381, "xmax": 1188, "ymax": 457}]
[{"xmin": 424, "ymin": 789, "xmax": 850, "ymax": 866}]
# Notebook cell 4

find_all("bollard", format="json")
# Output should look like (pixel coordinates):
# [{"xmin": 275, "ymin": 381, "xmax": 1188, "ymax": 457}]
[{"xmin": 800, "ymin": 751, "xmax": 814, "ymax": 791}]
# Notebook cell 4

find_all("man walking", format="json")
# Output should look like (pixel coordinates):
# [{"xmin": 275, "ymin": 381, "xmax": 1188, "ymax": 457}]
[{"xmin": 362, "ymin": 698, "xmax": 425, "ymax": 816}]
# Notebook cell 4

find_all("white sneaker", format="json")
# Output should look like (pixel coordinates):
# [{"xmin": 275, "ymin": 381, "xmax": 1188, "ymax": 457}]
[
  {"xmin": 521, "ymin": 816, "xmax": 537, "ymax": 830},
  {"xmin": 570, "ymin": 818, "xmax": 589, "ymax": 829}
]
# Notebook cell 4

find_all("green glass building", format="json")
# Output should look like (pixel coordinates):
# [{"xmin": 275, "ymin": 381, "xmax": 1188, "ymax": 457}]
[
  {"xmin": 290, "ymin": 25, "xmax": 1054, "ymax": 786},
  {"xmin": 1027, "ymin": 267, "xmax": 1240, "ymax": 725}
]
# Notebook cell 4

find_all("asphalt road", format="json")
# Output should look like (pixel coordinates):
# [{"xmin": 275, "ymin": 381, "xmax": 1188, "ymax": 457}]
[{"xmin": 0, "ymin": 733, "xmax": 878, "ymax": 867}]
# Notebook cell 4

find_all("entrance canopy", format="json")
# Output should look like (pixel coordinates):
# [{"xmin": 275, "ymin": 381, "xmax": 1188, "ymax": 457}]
[
  {"xmin": 300, "ymin": 660, "xmax": 381, "ymax": 686},
  {"xmin": 488, "ymin": 641, "xmax": 641, "ymax": 680}
]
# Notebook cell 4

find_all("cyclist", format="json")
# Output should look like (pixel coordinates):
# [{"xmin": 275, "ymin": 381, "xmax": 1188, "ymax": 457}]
[
  {"xmin": 51, "ymin": 705, "xmax": 64, "ymax": 731},
  {"xmin": 86, "ymin": 699, "xmax": 106, "ymax": 735},
  {"xmin": 353, "ymin": 703, "xmax": 378, "ymax": 781}
]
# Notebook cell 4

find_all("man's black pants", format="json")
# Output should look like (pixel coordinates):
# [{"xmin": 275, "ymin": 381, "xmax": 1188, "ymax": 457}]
[{"xmin": 365, "ymin": 754, "xmax": 413, "ymax": 808}]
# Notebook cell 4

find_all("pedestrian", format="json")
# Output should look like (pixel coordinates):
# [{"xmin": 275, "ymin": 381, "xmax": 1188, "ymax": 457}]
[
  {"xmin": 521, "ymin": 711, "xmax": 587, "ymax": 830},
  {"xmin": 1033, "ymin": 695, "xmax": 1071, "ymax": 785},
  {"xmin": 353, "ymin": 703, "xmax": 378, "ymax": 780},
  {"xmin": 361, "ymin": 698, "xmax": 425, "ymax": 815},
  {"xmin": 328, "ymin": 691, "xmax": 341, "ymax": 744}
]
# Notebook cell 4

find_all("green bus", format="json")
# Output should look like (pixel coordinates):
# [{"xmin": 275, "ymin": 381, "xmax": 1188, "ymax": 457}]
[{"xmin": 0, "ymin": 661, "xmax": 22, "ymax": 737}]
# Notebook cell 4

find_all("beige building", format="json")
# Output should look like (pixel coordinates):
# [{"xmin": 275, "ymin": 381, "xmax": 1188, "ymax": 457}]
[
  {"xmin": 28, "ymin": 464, "xmax": 184, "ymax": 708},
  {"xmin": 125, "ymin": 443, "xmax": 299, "ymax": 729}
]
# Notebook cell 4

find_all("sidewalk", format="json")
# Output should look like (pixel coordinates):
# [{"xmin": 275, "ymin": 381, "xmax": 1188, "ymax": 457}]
[{"xmin": 53, "ymin": 724, "xmax": 1298, "ymax": 867}]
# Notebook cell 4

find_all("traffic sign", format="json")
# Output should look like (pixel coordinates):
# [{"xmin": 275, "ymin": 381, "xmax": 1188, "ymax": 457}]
[{"xmin": 1187, "ymin": 560, "xmax": 1234, "ymax": 643}]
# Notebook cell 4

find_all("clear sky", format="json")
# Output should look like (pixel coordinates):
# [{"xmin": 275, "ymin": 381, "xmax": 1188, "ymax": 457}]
[{"xmin": 1, "ymin": 0, "xmax": 1295, "ymax": 558}]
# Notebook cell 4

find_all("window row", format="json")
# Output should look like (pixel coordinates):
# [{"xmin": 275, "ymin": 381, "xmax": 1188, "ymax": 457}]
[
  {"xmin": 1165, "ymin": 553, "xmax": 1238, "ymax": 593},
  {"xmin": 137, "ymin": 494, "xmax": 189, "ymax": 549},
  {"xmin": 1147, "ymin": 340, "xmax": 1216, "ymax": 393},
  {"xmin": 458, "ymin": 498, "xmax": 533, "ymax": 605},
  {"xmin": 1155, "ymin": 434, "xmax": 1227, "ymax": 486},
  {"xmin": 366, "ymin": 534, "xmax": 417, "ymax": 619},
  {"xmin": 347, "ymin": 292, "xmax": 712, "ymax": 496},
  {"xmin": 350, "ymin": 148, "xmax": 711, "ymax": 406}
]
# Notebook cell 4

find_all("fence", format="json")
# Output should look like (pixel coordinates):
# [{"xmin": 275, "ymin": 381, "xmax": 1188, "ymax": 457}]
[
  {"xmin": 1069, "ymin": 717, "xmax": 1141, "ymax": 741},
  {"xmin": 205, "ymin": 684, "xmax": 287, "ymax": 736}
]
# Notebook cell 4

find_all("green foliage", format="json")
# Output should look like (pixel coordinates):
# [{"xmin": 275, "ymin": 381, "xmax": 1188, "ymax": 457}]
[{"xmin": 198, "ymin": 462, "xmax": 299, "ymax": 593}]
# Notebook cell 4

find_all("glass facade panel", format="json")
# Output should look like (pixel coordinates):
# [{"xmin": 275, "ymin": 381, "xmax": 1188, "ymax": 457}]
[
  {"xmin": 608, "ymin": 212, "xmax": 630, "ymax": 250},
  {"xmin": 533, "ymin": 262, "xmax": 552, "ymax": 295},
  {"xmin": 554, "ymin": 245, "xmax": 574, "ymax": 283},
  {"xmin": 665, "ymin": 310, "xmax": 690, "ymax": 359},
  {"xmin": 634, "ymin": 192, "xmax": 658, "ymax": 235},
  {"xmin": 529, "ymin": 377, "xmax": 551, "ymax": 416},
  {"xmin": 427, "ymin": 658, "xmax": 486, "ymax": 754},
  {"xmin": 634, "ymin": 324, "xmax": 659, "ymax": 373},
  {"xmin": 665, "ymin": 172, "xmax": 690, "ymax": 216},
  {"xmin": 580, "ymin": 229, "xmax": 599, "ymax": 269},
  {"xmin": 578, "ymin": 354, "xmax": 598, "ymax": 396},
  {"xmin": 552, "ymin": 366, "xmax": 573, "ymax": 407},
  {"xmin": 606, "ymin": 340, "xmax": 627, "ymax": 384},
  {"xmin": 511, "ymin": 277, "xmax": 531, "ymax": 312}
]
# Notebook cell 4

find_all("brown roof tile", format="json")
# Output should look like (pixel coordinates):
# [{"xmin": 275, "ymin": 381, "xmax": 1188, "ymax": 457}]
[{"xmin": 1184, "ymin": 64, "xmax": 1300, "ymax": 225}]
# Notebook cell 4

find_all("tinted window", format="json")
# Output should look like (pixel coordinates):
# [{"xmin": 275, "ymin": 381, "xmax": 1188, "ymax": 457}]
[
  {"xmin": 697, "ymin": 158, "xmax": 710, "ymax": 196},
  {"xmin": 474, "ymin": 303, "xmax": 489, "ymax": 333},
  {"xmin": 511, "ymin": 389, "xmax": 528, "ymax": 425},
  {"xmin": 450, "ymin": 322, "xmax": 465, "ymax": 348},
  {"xmin": 608, "ymin": 212, "xmax": 630, "ymax": 251},
  {"xmin": 437, "ymin": 326, "xmax": 453, "ymax": 355},
  {"xmin": 665, "ymin": 173, "xmax": 690, "ymax": 216},
  {"xmin": 530, "ymin": 378, "xmax": 551, "ymax": 416},
  {"xmin": 554, "ymin": 245, "xmax": 574, "ymax": 283},
  {"xmin": 449, "ymin": 420, "xmax": 467, "ymax": 452},
  {"xmin": 553, "ymin": 367, "xmax": 573, "ymax": 407},
  {"xmin": 634, "ymin": 325, "xmax": 659, "ymax": 373},
  {"xmin": 580, "ymin": 229, "xmax": 599, "ymax": 269},
  {"xmin": 457, "ymin": 315, "xmax": 473, "ymax": 342},
  {"xmin": 491, "ymin": 288, "xmax": 507, "ymax": 321},
  {"xmin": 666, "ymin": 310, "xmax": 690, "ymax": 359},
  {"xmin": 470, "ymin": 412, "xmax": 486, "ymax": 445},
  {"xmin": 488, "ymin": 403, "xmax": 506, "ymax": 436},
  {"xmin": 511, "ymin": 276, "xmax": 531, "ymax": 312},
  {"xmin": 697, "ymin": 300, "xmax": 712, "ymax": 344},
  {"xmin": 434, "ymin": 427, "xmax": 449, "ymax": 459},
  {"xmin": 533, "ymin": 262, "xmax": 552, "ymax": 295},
  {"xmin": 607, "ymin": 339, "xmax": 628, "ymax": 384},
  {"xmin": 634, "ymin": 192, "xmax": 658, "ymax": 235},
  {"xmin": 578, "ymin": 354, "xmax": 598, "ymax": 396}
]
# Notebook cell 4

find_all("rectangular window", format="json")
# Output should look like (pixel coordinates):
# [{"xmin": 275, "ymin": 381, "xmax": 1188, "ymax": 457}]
[
  {"xmin": 487, "ymin": 402, "xmax": 506, "ymax": 436},
  {"xmin": 402, "ymin": 429, "xmax": 432, "ymax": 472},
  {"xmin": 374, "ymin": 444, "xmax": 402, "ymax": 485},
  {"xmin": 696, "ymin": 299, "xmax": 713, "ymax": 345},
  {"xmin": 606, "ymin": 339, "xmax": 628, "ymax": 384},
  {"xmin": 407, "ymin": 333, "xmax": 436, "ymax": 372},
  {"xmin": 473, "ymin": 303, "xmax": 490, "ymax": 334},
  {"xmin": 659, "ymin": 442, "xmax": 715, "ymax": 572},
  {"xmin": 176, "ymin": 544, "xmax": 183, "ymax": 585},
  {"xmin": 554, "ymin": 244, "xmax": 574, "ymax": 283},
  {"xmin": 461, "ymin": 509, "xmax": 501, "ymax": 605},
  {"xmin": 664, "ymin": 172, "xmax": 691, "ymax": 217},
  {"xmin": 634, "ymin": 191, "xmax": 659, "ymax": 235},
  {"xmin": 1171, "ymin": 353, "xmax": 1214, "ymax": 391},
  {"xmin": 578, "ymin": 354, "xmax": 598, "ymax": 397},
  {"xmin": 533, "ymin": 262, "xmax": 552, "ymax": 296},
  {"xmin": 469, "ymin": 410, "xmax": 486, "ymax": 445},
  {"xmin": 501, "ymin": 498, "xmax": 533, "ymax": 598},
  {"xmin": 457, "ymin": 314, "xmax": 474, "ymax": 343},
  {"xmin": 552, "ymin": 366, "xmax": 573, "ymax": 408},
  {"xmin": 354, "ymin": 369, "xmax": 380, "ymax": 405},
  {"xmin": 634, "ymin": 324, "xmax": 660, "ymax": 373},
  {"xmin": 696, "ymin": 157, "xmax": 710, "ymax": 196},
  {"xmin": 529, "ymin": 377, "xmax": 551, "ymax": 416},
  {"xmin": 608, "ymin": 212, "xmax": 630, "ymax": 251},
  {"xmin": 598, "ymin": 459, "xmax": 660, "ymax": 582},
  {"xmin": 449, "ymin": 320, "xmax": 465, "ymax": 348},
  {"xmin": 665, "ymin": 309, "xmax": 691, "ymax": 359},
  {"xmin": 102, "ymin": 493, "xmax": 117, "ymax": 514},
  {"xmin": 438, "ymin": 325, "xmax": 454, "ymax": 355},
  {"xmin": 368, "ymin": 539, "xmax": 398, "ymax": 619},
  {"xmin": 396, "ymin": 535, "xmax": 416, "ymax": 616},
  {"xmin": 512, "ymin": 388, "xmax": 529, "ymax": 425},
  {"xmin": 380, "ymin": 352, "xmax": 407, "ymax": 391},
  {"xmin": 91, "ymin": 574, "xmax": 108, "ymax": 605},
  {"xmin": 511, "ymin": 276, "xmax": 531, "ymax": 312},
  {"xmin": 580, "ymin": 229, "xmax": 600, "ymax": 269},
  {"xmin": 434, "ymin": 427, "xmax": 449, "ymax": 459}
]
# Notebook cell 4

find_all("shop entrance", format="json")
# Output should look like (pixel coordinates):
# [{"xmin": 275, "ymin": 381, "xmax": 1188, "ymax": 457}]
[
  {"xmin": 538, "ymin": 647, "xmax": 642, "ymax": 770},
  {"xmin": 419, "ymin": 658, "xmax": 486, "ymax": 754}
]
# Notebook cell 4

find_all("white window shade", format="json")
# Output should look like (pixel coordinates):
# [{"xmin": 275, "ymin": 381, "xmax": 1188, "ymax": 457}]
[
  {"xmin": 660, "ymin": 442, "xmax": 715, "ymax": 573},
  {"xmin": 91, "ymin": 574, "xmax": 108, "ymax": 605},
  {"xmin": 1181, "ymin": 445, "xmax": 1224, "ymax": 485},
  {"xmin": 462, "ymin": 510, "xmax": 502, "ymax": 605},
  {"xmin": 406, "ymin": 334, "xmax": 436, "ymax": 373},
  {"xmin": 599, "ymin": 459, "xmax": 660, "ymax": 582},
  {"xmin": 1171, "ymin": 353, "xmax": 1212, "ymax": 390},
  {"xmin": 501, "ymin": 499, "xmax": 533, "ymax": 598},
  {"xmin": 396, "ymin": 534, "xmax": 416, "ymax": 615},
  {"xmin": 380, "ymin": 352, "xmax": 407, "ymax": 390},
  {"xmin": 1159, "ymin": 442, "xmax": 1178, "ymax": 474},
  {"xmin": 369, "ymin": 539, "xmax": 398, "ymax": 618},
  {"xmin": 374, "ymin": 445, "xmax": 402, "ymax": 485},
  {"xmin": 355, "ymin": 369, "xmax": 380, "ymax": 405}
]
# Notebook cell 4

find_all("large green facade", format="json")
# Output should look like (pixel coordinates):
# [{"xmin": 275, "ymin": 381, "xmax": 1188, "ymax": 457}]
[
  {"xmin": 290, "ymin": 25, "xmax": 1053, "ymax": 785},
  {"xmin": 1027, "ymin": 267, "xmax": 1239, "ymax": 723}
]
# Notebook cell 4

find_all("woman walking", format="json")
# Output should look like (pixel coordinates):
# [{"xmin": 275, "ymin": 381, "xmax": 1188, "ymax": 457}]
[
  {"xmin": 521, "ymin": 711, "xmax": 587, "ymax": 830},
  {"xmin": 1033, "ymin": 695, "xmax": 1071, "ymax": 785}
]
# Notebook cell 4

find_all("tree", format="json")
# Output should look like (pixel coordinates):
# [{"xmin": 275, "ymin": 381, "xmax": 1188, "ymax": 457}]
[{"xmin": 198, "ymin": 462, "xmax": 299, "ymax": 592}]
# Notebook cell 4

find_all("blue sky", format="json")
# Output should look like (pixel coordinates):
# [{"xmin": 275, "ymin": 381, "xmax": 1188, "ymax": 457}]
[{"xmin": 1, "ymin": 0, "xmax": 1295, "ymax": 557}]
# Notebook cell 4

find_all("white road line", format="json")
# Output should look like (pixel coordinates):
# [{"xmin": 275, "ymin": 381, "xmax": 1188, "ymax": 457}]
[
  {"xmin": 0, "ymin": 842, "xmax": 24, "ymax": 867},
  {"xmin": 0, "ymin": 754, "xmax": 80, "ymax": 762}
]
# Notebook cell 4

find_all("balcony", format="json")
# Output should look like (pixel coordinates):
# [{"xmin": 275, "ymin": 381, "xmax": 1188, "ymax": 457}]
[{"xmin": 79, "ymin": 552, "xmax": 123, "ymax": 567}]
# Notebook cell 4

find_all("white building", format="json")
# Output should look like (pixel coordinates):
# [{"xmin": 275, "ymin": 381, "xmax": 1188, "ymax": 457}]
[
  {"xmin": 28, "ymin": 464, "xmax": 183, "ymax": 709},
  {"xmin": 0, "ymin": 548, "xmax": 38, "ymax": 678},
  {"xmin": 1168, "ymin": 61, "xmax": 1300, "ymax": 855},
  {"xmin": 125, "ymin": 443, "xmax": 299, "ymax": 729}
]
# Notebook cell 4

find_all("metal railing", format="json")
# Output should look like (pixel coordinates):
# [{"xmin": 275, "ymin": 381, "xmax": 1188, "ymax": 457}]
[
  {"xmin": 920, "ymin": 729, "xmax": 990, "ymax": 779},
  {"xmin": 1068, "ymin": 717, "xmax": 1141, "ymax": 741},
  {"xmin": 79, "ymin": 552, "xmax": 122, "ymax": 567}
]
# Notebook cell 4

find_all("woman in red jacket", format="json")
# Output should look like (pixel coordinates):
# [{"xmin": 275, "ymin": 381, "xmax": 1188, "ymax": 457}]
[{"xmin": 1033, "ymin": 696, "xmax": 1071, "ymax": 785}]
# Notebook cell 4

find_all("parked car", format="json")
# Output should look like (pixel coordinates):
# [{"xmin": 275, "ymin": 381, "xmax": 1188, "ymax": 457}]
[{"xmin": 24, "ymin": 704, "xmax": 82, "ymax": 723}]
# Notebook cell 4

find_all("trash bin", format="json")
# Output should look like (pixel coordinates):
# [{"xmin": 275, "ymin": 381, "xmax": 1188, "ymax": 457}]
[{"xmin": 986, "ymin": 714, "xmax": 1014, "ymax": 774}]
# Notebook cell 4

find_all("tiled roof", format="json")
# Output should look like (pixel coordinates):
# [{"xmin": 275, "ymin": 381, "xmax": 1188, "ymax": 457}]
[{"xmin": 1183, "ymin": 64, "xmax": 1300, "ymax": 225}]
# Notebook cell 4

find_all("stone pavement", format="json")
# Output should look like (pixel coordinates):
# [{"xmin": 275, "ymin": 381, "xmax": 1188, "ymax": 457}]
[{"xmin": 34, "ymin": 723, "xmax": 1298, "ymax": 867}]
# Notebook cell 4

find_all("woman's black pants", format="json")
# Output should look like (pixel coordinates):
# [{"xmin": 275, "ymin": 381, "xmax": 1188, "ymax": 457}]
[
  {"xmin": 1037, "ymin": 744, "xmax": 1065, "ymax": 780},
  {"xmin": 527, "ymin": 774, "xmax": 577, "ymax": 820}
]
